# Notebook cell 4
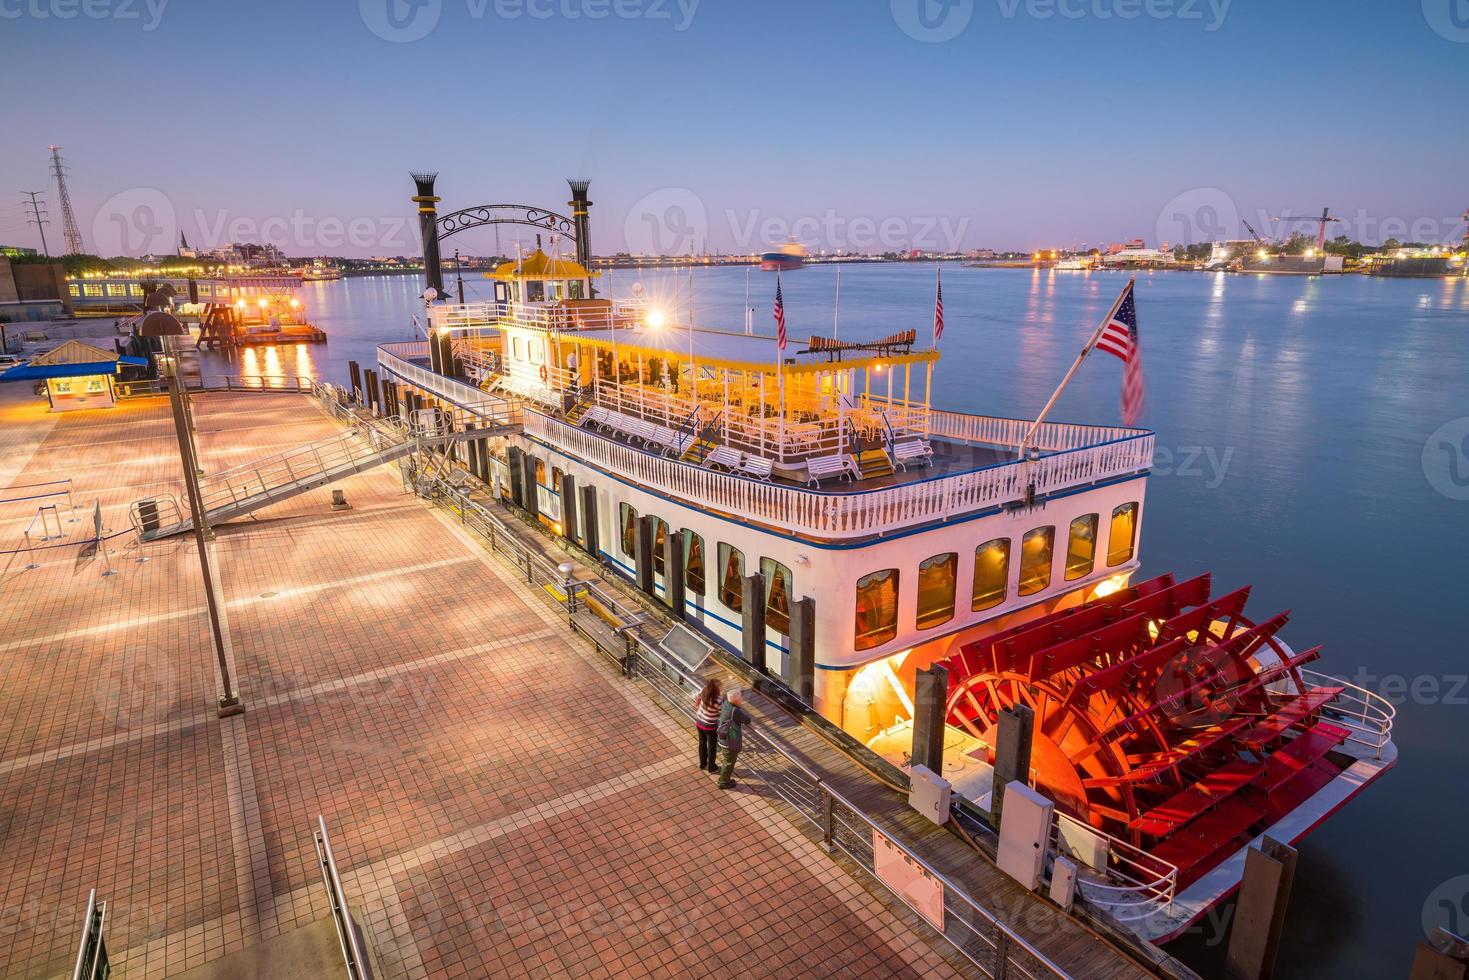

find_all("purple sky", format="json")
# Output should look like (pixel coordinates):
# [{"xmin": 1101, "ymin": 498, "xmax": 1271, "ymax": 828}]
[{"xmin": 2, "ymin": 0, "xmax": 1466, "ymax": 257}]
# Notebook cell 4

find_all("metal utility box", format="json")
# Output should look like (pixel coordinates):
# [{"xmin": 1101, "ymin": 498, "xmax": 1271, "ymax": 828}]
[
  {"xmin": 1049, "ymin": 855, "xmax": 1078, "ymax": 911},
  {"xmin": 996, "ymin": 781, "xmax": 1054, "ymax": 891},
  {"xmin": 908, "ymin": 765, "xmax": 951, "ymax": 825}
]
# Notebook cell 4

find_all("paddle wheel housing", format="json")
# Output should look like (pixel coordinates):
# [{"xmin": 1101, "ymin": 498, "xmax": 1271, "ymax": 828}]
[{"xmin": 937, "ymin": 573, "xmax": 1358, "ymax": 886}]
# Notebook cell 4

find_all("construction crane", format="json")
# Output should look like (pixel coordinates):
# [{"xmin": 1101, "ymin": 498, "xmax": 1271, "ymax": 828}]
[
  {"xmin": 1272, "ymin": 207, "xmax": 1342, "ymax": 251},
  {"xmin": 1241, "ymin": 219, "xmax": 1267, "ymax": 246}
]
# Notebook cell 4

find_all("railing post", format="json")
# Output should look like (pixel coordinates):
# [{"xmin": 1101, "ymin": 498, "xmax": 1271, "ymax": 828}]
[
  {"xmin": 820, "ymin": 786, "xmax": 835, "ymax": 853},
  {"xmin": 994, "ymin": 930, "xmax": 1010, "ymax": 979}
]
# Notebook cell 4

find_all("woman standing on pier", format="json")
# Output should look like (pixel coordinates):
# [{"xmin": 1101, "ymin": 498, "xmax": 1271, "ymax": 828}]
[{"xmin": 693, "ymin": 679, "xmax": 724, "ymax": 774}]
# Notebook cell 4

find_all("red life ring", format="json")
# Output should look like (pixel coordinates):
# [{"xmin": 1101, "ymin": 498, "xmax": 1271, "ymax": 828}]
[{"xmin": 539, "ymin": 364, "xmax": 549, "ymax": 383}]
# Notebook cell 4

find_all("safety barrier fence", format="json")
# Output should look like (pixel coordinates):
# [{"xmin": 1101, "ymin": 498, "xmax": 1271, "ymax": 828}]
[
  {"xmin": 115, "ymin": 374, "xmax": 315, "ymax": 398},
  {"xmin": 315, "ymin": 817, "xmax": 375, "ymax": 980},
  {"xmin": 425, "ymin": 477, "xmax": 1072, "ymax": 980}
]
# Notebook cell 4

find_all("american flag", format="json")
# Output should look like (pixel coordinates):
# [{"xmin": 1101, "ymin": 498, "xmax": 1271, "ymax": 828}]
[
  {"xmin": 933, "ymin": 268, "xmax": 944, "ymax": 343},
  {"xmin": 774, "ymin": 274, "xmax": 787, "ymax": 351},
  {"xmin": 1094, "ymin": 280, "xmax": 1143, "ymax": 426}
]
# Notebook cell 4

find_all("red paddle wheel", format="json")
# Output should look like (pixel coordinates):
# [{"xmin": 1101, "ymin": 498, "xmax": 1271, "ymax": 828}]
[{"xmin": 936, "ymin": 573, "xmax": 1355, "ymax": 886}]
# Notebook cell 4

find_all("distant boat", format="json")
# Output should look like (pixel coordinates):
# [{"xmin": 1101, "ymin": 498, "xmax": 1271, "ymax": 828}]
[
  {"xmin": 760, "ymin": 241, "xmax": 807, "ymax": 272},
  {"xmin": 1056, "ymin": 257, "xmax": 1094, "ymax": 271}
]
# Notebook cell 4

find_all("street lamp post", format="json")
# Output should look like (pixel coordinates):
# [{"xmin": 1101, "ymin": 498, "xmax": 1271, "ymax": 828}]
[{"xmin": 140, "ymin": 310, "xmax": 244, "ymax": 718}]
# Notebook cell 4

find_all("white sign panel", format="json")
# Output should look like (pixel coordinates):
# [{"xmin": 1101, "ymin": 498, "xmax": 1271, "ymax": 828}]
[{"xmin": 873, "ymin": 829, "xmax": 945, "ymax": 931}]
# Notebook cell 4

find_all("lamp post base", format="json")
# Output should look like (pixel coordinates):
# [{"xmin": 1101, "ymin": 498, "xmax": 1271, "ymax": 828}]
[{"xmin": 217, "ymin": 696, "xmax": 246, "ymax": 718}]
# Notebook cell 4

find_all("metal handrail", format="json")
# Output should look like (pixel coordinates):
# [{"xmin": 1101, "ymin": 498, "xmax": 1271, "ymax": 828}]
[{"xmin": 314, "ymin": 816, "xmax": 374, "ymax": 980}]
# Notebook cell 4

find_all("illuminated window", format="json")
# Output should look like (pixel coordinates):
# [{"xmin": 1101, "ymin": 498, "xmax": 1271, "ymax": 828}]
[
  {"xmin": 684, "ymin": 530, "xmax": 706, "ymax": 596},
  {"xmin": 1019, "ymin": 526, "xmax": 1055, "ymax": 597},
  {"xmin": 916, "ymin": 552, "xmax": 957, "ymax": 629},
  {"xmin": 512, "ymin": 337, "xmax": 523, "ymax": 359},
  {"xmin": 128, "ymin": 284, "xmax": 144, "ymax": 296},
  {"xmin": 550, "ymin": 466, "xmax": 563, "ymax": 492},
  {"xmin": 652, "ymin": 518, "xmax": 667, "ymax": 577},
  {"xmin": 83, "ymin": 284, "xmax": 103, "ymax": 297},
  {"xmin": 1108, "ymin": 503, "xmax": 1138, "ymax": 566},
  {"xmin": 68, "ymin": 284, "xmax": 79, "ymax": 296},
  {"xmin": 718, "ymin": 543, "xmax": 745, "ymax": 612},
  {"xmin": 569, "ymin": 280, "xmax": 585, "ymax": 300},
  {"xmin": 534, "ymin": 458, "xmax": 547, "ymax": 487},
  {"xmin": 619, "ymin": 502, "xmax": 637, "ymax": 558},
  {"xmin": 972, "ymin": 538, "xmax": 1010, "ymax": 611},
  {"xmin": 105, "ymin": 284, "xmax": 126, "ymax": 296},
  {"xmin": 855, "ymin": 569, "xmax": 899, "ymax": 651},
  {"xmin": 761, "ymin": 558, "xmax": 792, "ymax": 635},
  {"xmin": 1065, "ymin": 514, "xmax": 1099, "ymax": 581}
]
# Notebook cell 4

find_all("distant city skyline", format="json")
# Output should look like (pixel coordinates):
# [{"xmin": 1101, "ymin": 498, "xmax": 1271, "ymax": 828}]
[{"xmin": 2, "ymin": 0, "xmax": 1467, "ymax": 258}]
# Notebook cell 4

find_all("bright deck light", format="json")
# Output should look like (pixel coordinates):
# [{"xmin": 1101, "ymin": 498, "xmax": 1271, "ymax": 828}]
[{"xmin": 645, "ymin": 309, "xmax": 666, "ymax": 329}]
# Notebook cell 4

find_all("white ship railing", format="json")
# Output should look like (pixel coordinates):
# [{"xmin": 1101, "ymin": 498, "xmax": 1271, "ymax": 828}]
[
  {"xmin": 378, "ymin": 344, "xmax": 516, "ymax": 421},
  {"xmin": 1275, "ymin": 668, "xmax": 1396, "ymax": 760},
  {"xmin": 521, "ymin": 409, "xmax": 1153, "ymax": 540},
  {"xmin": 1049, "ymin": 814, "xmax": 1178, "ymax": 922},
  {"xmin": 427, "ymin": 299, "xmax": 649, "ymax": 333}
]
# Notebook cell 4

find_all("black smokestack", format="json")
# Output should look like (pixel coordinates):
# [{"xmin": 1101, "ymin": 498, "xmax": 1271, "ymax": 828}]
[
  {"xmin": 567, "ymin": 178, "xmax": 592, "ymax": 275},
  {"xmin": 412, "ymin": 172, "xmax": 445, "ymax": 298}
]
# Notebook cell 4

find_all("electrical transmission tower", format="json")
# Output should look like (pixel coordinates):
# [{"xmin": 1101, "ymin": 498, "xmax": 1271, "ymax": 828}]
[
  {"xmin": 48, "ymin": 145, "xmax": 85, "ymax": 255},
  {"xmin": 20, "ymin": 191, "xmax": 50, "ymax": 257}
]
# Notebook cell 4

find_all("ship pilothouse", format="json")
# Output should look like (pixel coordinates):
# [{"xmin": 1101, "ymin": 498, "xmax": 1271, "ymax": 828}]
[{"xmin": 379, "ymin": 179, "xmax": 1395, "ymax": 940}]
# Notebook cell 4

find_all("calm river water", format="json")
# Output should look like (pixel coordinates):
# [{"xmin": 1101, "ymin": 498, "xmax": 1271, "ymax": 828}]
[{"xmin": 202, "ymin": 264, "xmax": 1469, "ymax": 979}]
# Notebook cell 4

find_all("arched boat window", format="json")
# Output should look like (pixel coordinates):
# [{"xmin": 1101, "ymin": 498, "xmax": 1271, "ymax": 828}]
[
  {"xmin": 1066, "ymin": 514, "xmax": 1099, "ymax": 581},
  {"xmin": 1019, "ymin": 526, "xmax": 1055, "ymax": 597},
  {"xmin": 1108, "ymin": 502, "xmax": 1138, "ymax": 566},
  {"xmin": 652, "ymin": 518, "xmax": 668, "ymax": 577},
  {"xmin": 917, "ymin": 553, "xmax": 957, "ymax": 629},
  {"xmin": 718, "ymin": 543, "xmax": 745, "ymax": 612},
  {"xmin": 761, "ymin": 558, "xmax": 793, "ymax": 635},
  {"xmin": 855, "ymin": 569, "xmax": 899, "ymax": 651},
  {"xmin": 972, "ymin": 538, "xmax": 1010, "ymax": 611},
  {"xmin": 619, "ymin": 503, "xmax": 637, "ymax": 558},
  {"xmin": 684, "ymin": 531, "xmax": 706, "ymax": 596}
]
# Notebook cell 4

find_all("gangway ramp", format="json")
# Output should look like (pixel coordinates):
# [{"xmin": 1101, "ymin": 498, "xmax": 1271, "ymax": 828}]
[{"xmin": 135, "ymin": 411, "xmax": 514, "ymax": 540}]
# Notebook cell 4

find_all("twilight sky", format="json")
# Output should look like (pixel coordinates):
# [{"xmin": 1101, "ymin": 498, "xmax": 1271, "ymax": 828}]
[{"xmin": 2, "ymin": 0, "xmax": 1466, "ymax": 257}]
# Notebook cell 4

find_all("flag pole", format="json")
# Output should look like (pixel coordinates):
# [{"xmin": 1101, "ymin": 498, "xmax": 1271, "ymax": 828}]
[{"xmin": 1016, "ymin": 277, "xmax": 1133, "ymax": 457}]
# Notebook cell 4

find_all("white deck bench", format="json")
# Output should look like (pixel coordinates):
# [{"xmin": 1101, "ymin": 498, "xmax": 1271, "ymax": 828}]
[
  {"xmin": 705, "ymin": 446, "xmax": 742, "ymax": 471},
  {"xmin": 806, "ymin": 453, "xmax": 858, "ymax": 486},
  {"xmin": 893, "ymin": 438, "xmax": 934, "ymax": 470},
  {"xmin": 737, "ymin": 455, "xmax": 774, "ymax": 481}
]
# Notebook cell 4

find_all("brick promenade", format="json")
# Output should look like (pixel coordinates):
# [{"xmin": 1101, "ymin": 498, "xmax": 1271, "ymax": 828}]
[{"xmin": 0, "ymin": 387, "xmax": 962, "ymax": 979}]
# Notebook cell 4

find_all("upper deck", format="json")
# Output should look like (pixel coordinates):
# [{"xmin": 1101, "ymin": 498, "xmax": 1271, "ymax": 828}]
[{"xmin": 380, "ymin": 300, "xmax": 1153, "ymax": 543}]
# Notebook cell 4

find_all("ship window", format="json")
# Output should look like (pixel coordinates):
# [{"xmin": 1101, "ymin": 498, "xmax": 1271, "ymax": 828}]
[
  {"xmin": 619, "ymin": 502, "xmax": 637, "ymax": 558},
  {"xmin": 129, "ymin": 284, "xmax": 144, "ymax": 296},
  {"xmin": 527, "ymin": 281, "xmax": 545, "ymax": 302},
  {"xmin": 1108, "ymin": 503, "xmax": 1138, "ymax": 566},
  {"xmin": 512, "ymin": 337, "xmax": 523, "ymax": 360},
  {"xmin": 917, "ymin": 552, "xmax": 957, "ymax": 629},
  {"xmin": 761, "ymin": 558, "xmax": 792, "ymax": 635},
  {"xmin": 1066, "ymin": 514, "xmax": 1099, "ymax": 581},
  {"xmin": 83, "ymin": 284, "xmax": 103, "ymax": 297},
  {"xmin": 1019, "ymin": 526, "xmax": 1055, "ymax": 597},
  {"xmin": 972, "ymin": 538, "xmax": 1010, "ymax": 611},
  {"xmin": 684, "ymin": 530, "xmax": 706, "ymax": 596},
  {"xmin": 718, "ymin": 543, "xmax": 745, "ymax": 612},
  {"xmin": 569, "ymin": 280, "xmax": 585, "ymax": 300},
  {"xmin": 855, "ymin": 568, "xmax": 899, "ymax": 651},
  {"xmin": 652, "ymin": 518, "xmax": 667, "ymax": 577},
  {"xmin": 68, "ymin": 284, "xmax": 79, "ymax": 296}
]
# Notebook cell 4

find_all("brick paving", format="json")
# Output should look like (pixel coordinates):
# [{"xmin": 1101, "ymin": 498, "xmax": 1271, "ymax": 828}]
[{"xmin": 0, "ymin": 387, "xmax": 962, "ymax": 979}]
